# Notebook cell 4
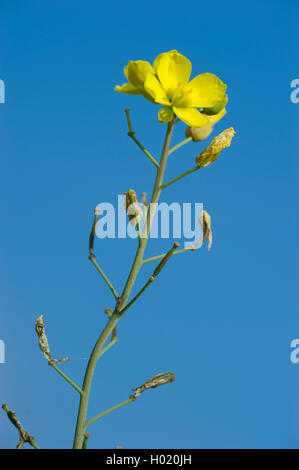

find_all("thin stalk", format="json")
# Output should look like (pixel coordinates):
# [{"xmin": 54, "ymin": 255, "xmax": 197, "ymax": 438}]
[
  {"xmin": 129, "ymin": 134, "xmax": 159, "ymax": 168},
  {"xmin": 73, "ymin": 121, "xmax": 175, "ymax": 449},
  {"xmin": 119, "ymin": 242, "xmax": 180, "ymax": 316},
  {"xmin": 89, "ymin": 256, "xmax": 119, "ymax": 300},
  {"xmin": 152, "ymin": 242, "xmax": 180, "ymax": 277},
  {"xmin": 98, "ymin": 337, "xmax": 117, "ymax": 360},
  {"xmin": 86, "ymin": 398, "xmax": 134, "ymax": 428},
  {"xmin": 168, "ymin": 137, "xmax": 192, "ymax": 156},
  {"xmin": 82, "ymin": 433, "xmax": 90, "ymax": 449},
  {"xmin": 49, "ymin": 362, "xmax": 83, "ymax": 395},
  {"xmin": 143, "ymin": 247, "xmax": 195, "ymax": 264},
  {"xmin": 119, "ymin": 276, "xmax": 155, "ymax": 316},
  {"xmin": 161, "ymin": 166, "xmax": 200, "ymax": 190},
  {"xmin": 125, "ymin": 109, "xmax": 159, "ymax": 168}
]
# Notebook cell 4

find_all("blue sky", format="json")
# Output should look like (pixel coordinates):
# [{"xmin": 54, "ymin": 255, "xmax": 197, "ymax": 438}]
[{"xmin": 0, "ymin": 0, "xmax": 298, "ymax": 449}]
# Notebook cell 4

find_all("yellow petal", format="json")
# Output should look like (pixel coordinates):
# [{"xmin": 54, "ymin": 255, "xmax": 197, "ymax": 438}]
[
  {"xmin": 173, "ymin": 107, "xmax": 209, "ymax": 128},
  {"xmin": 144, "ymin": 74, "xmax": 170, "ymax": 106},
  {"xmin": 115, "ymin": 83, "xmax": 141, "ymax": 95},
  {"xmin": 154, "ymin": 50, "xmax": 192, "ymax": 99},
  {"xmin": 179, "ymin": 73, "xmax": 226, "ymax": 108},
  {"xmin": 206, "ymin": 107, "xmax": 226, "ymax": 125},
  {"xmin": 202, "ymin": 94, "xmax": 228, "ymax": 115},
  {"xmin": 158, "ymin": 107, "xmax": 174, "ymax": 123},
  {"xmin": 125, "ymin": 60, "xmax": 155, "ymax": 89}
]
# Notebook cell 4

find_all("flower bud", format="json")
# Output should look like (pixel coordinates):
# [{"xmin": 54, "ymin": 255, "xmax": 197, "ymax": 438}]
[
  {"xmin": 195, "ymin": 127, "xmax": 235, "ymax": 168},
  {"xmin": 185, "ymin": 122, "xmax": 213, "ymax": 142},
  {"xmin": 124, "ymin": 189, "xmax": 143, "ymax": 226},
  {"xmin": 202, "ymin": 94, "xmax": 228, "ymax": 116},
  {"xmin": 158, "ymin": 106, "xmax": 174, "ymax": 123}
]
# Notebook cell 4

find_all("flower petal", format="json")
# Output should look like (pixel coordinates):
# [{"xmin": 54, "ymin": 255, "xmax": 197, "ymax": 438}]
[
  {"xmin": 173, "ymin": 107, "xmax": 209, "ymax": 128},
  {"xmin": 125, "ymin": 60, "xmax": 155, "ymax": 89},
  {"xmin": 206, "ymin": 107, "xmax": 226, "ymax": 125},
  {"xmin": 154, "ymin": 50, "xmax": 192, "ymax": 99},
  {"xmin": 115, "ymin": 83, "xmax": 141, "ymax": 95},
  {"xmin": 144, "ymin": 74, "xmax": 170, "ymax": 106},
  {"xmin": 178, "ymin": 73, "xmax": 226, "ymax": 108},
  {"xmin": 158, "ymin": 107, "xmax": 174, "ymax": 123}
]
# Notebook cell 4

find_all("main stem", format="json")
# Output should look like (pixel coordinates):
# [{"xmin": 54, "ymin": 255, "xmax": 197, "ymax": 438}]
[{"xmin": 73, "ymin": 121, "xmax": 174, "ymax": 448}]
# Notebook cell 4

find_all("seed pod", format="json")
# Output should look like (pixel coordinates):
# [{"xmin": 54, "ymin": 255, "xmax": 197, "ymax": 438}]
[
  {"xmin": 130, "ymin": 372, "xmax": 175, "ymax": 399},
  {"xmin": 35, "ymin": 315, "xmax": 69, "ymax": 364},
  {"xmin": 35, "ymin": 315, "xmax": 51, "ymax": 361},
  {"xmin": 199, "ymin": 210, "xmax": 213, "ymax": 251},
  {"xmin": 196, "ymin": 127, "xmax": 235, "ymax": 168}
]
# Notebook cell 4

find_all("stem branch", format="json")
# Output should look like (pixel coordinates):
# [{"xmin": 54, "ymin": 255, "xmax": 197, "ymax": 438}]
[
  {"xmin": 168, "ymin": 137, "xmax": 192, "ymax": 156},
  {"xmin": 125, "ymin": 109, "xmax": 159, "ymax": 168},
  {"xmin": 161, "ymin": 166, "xmax": 200, "ymax": 189},
  {"xmin": 86, "ymin": 398, "xmax": 135, "ymax": 428},
  {"xmin": 49, "ymin": 362, "xmax": 83, "ymax": 395},
  {"xmin": 143, "ymin": 247, "xmax": 195, "ymax": 264},
  {"xmin": 89, "ymin": 256, "xmax": 119, "ymax": 299}
]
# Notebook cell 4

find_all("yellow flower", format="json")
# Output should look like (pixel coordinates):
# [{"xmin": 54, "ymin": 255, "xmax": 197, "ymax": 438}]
[{"xmin": 115, "ymin": 50, "xmax": 226, "ymax": 128}]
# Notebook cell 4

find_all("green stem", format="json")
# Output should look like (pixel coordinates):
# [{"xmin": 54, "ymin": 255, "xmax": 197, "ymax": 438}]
[
  {"xmin": 119, "ymin": 276, "xmax": 155, "ymax": 316},
  {"xmin": 98, "ymin": 337, "xmax": 117, "ymax": 359},
  {"xmin": 161, "ymin": 166, "xmax": 200, "ymax": 189},
  {"xmin": 152, "ymin": 242, "xmax": 180, "ymax": 277},
  {"xmin": 86, "ymin": 398, "xmax": 134, "ymax": 428},
  {"xmin": 82, "ymin": 432, "xmax": 90, "ymax": 449},
  {"xmin": 73, "ymin": 121, "xmax": 175, "ymax": 449},
  {"xmin": 143, "ymin": 247, "xmax": 194, "ymax": 264},
  {"xmin": 49, "ymin": 362, "xmax": 83, "ymax": 395},
  {"xmin": 168, "ymin": 137, "xmax": 192, "ymax": 156},
  {"xmin": 89, "ymin": 255, "xmax": 119, "ymax": 299},
  {"xmin": 129, "ymin": 133, "xmax": 159, "ymax": 168},
  {"xmin": 119, "ymin": 242, "xmax": 180, "ymax": 315},
  {"xmin": 125, "ymin": 109, "xmax": 159, "ymax": 168}
]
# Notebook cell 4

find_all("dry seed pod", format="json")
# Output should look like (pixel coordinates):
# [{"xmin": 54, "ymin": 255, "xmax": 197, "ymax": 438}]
[
  {"xmin": 35, "ymin": 315, "xmax": 51, "ymax": 361},
  {"xmin": 35, "ymin": 315, "xmax": 69, "ymax": 364},
  {"xmin": 199, "ymin": 210, "xmax": 213, "ymax": 251},
  {"xmin": 130, "ymin": 372, "xmax": 175, "ymax": 399},
  {"xmin": 2, "ymin": 404, "xmax": 37, "ymax": 449},
  {"xmin": 196, "ymin": 127, "xmax": 235, "ymax": 168}
]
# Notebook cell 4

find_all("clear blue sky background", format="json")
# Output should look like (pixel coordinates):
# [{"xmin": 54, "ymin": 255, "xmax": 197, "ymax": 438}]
[{"xmin": 0, "ymin": 0, "xmax": 298, "ymax": 449}]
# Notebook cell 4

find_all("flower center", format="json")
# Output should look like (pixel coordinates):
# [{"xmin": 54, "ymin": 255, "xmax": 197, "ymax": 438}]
[{"xmin": 170, "ymin": 82, "xmax": 193, "ymax": 107}]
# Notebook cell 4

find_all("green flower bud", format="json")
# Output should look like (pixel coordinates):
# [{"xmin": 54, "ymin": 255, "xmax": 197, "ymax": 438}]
[
  {"xmin": 185, "ymin": 122, "xmax": 213, "ymax": 142},
  {"xmin": 202, "ymin": 94, "xmax": 228, "ymax": 116},
  {"xmin": 158, "ymin": 106, "xmax": 174, "ymax": 123},
  {"xmin": 124, "ymin": 190, "xmax": 143, "ymax": 226}
]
